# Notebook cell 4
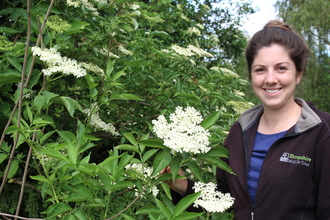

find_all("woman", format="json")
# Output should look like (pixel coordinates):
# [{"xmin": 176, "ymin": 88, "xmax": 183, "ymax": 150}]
[{"xmin": 162, "ymin": 20, "xmax": 330, "ymax": 219}]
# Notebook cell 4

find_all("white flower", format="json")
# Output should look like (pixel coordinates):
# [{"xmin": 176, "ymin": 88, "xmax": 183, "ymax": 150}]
[
  {"xmin": 125, "ymin": 163, "xmax": 153, "ymax": 180},
  {"xmin": 83, "ymin": 103, "xmax": 119, "ymax": 135},
  {"xmin": 193, "ymin": 181, "xmax": 234, "ymax": 213},
  {"xmin": 187, "ymin": 45, "xmax": 213, "ymax": 57},
  {"xmin": 118, "ymin": 45, "xmax": 133, "ymax": 56},
  {"xmin": 219, "ymin": 68, "xmax": 239, "ymax": 77},
  {"xmin": 99, "ymin": 48, "xmax": 120, "ymax": 58},
  {"xmin": 171, "ymin": 45, "xmax": 194, "ymax": 56},
  {"xmin": 187, "ymin": 27, "xmax": 201, "ymax": 36},
  {"xmin": 150, "ymin": 185, "xmax": 159, "ymax": 197},
  {"xmin": 31, "ymin": 47, "xmax": 86, "ymax": 78},
  {"xmin": 130, "ymin": 4, "xmax": 140, "ymax": 10},
  {"xmin": 80, "ymin": 62, "xmax": 104, "ymax": 74},
  {"xmin": 152, "ymin": 106, "xmax": 211, "ymax": 154}
]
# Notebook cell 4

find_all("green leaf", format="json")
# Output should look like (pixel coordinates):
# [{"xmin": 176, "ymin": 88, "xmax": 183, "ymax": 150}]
[
  {"xmin": 45, "ymin": 203, "xmax": 72, "ymax": 219},
  {"xmin": 160, "ymin": 182, "xmax": 172, "ymax": 200},
  {"xmin": 109, "ymin": 93, "xmax": 142, "ymax": 101},
  {"xmin": 152, "ymin": 151, "xmax": 172, "ymax": 176},
  {"xmin": 98, "ymin": 171, "xmax": 112, "ymax": 191},
  {"xmin": 53, "ymin": 96, "xmax": 82, "ymax": 117},
  {"xmin": 0, "ymin": 70, "xmax": 21, "ymax": 84},
  {"xmin": 39, "ymin": 150, "xmax": 68, "ymax": 161},
  {"xmin": 106, "ymin": 60, "xmax": 114, "ymax": 77},
  {"xmin": 43, "ymin": 91, "xmax": 59, "ymax": 104},
  {"xmin": 131, "ymin": 18, "xmax": 139, "ymax": 30},
  {"xmin": 67, "ymin": 143, "xmax": 77, "ymax": 164},
  {"xmin": 0, "ymin": 27, "xmax": 20, "ymax": 34},
  {"xmin": 138, "ymin": 139, "xmax": 164, "ymax": 148},
  {"xmin": 30, "ymin": 175, "xmax": 48, "ymax": 182},
  {"xmin": 187, "ymin": 161, "xmax": 205, "ymax": 182},
  {"xmin": 110, "ymin": 181, "xmax": 134, "ymax": 192},
  {"xmin": 135, "ymin": 206, "xmax": 160, "ymax": 215},
  {"xmin": 110, "ymin": 69, "xmax": 126, "ymax": 82},
  {"xmin": 200, "ymin": 110, "xmax": 221, "ymax": 129},
  {"xmin": 173, "ymin": 191, "xmax": 201, "ymax": 217},
  {"xmin": 65, "ymin": 193, "xmax": 89, "ymax": 202},
  {"xmin": 170, "ymin": 158, "xmax": 180, "ymax": 181},
  {"xmin": 33, "ymin": 95, "xmax": 46, "ymax": 112},
  {"xmin": 173, "ymin": 212, "xmax": 204, "ymax": 220},
  {"xmin": 98, "ymin": 155, "xmax": 121, "ymax": 168},
  {"xmin": 151, "ymin": 31, "xmax": 170, "ymax": 39},
  {"xmin": 115, "ymin": 144, "xmax": 140, "ymax": 153},
  {"xmin": 7, "ymin": 56, "xmax": 22, "ymax": 72},
  {"xmin": 74, "ymin": 210, "xmax": 89, "ymax": 220},
  {"xmin": 0, "ymin": 153, "xmax": 8, "ymax": 164},
  {"xmin": 154, "ymin": 197, "xmax": 172, "ymax": 219},
  {"xmin": 7, "ymin": 160, "xmax": 19, "ymax": 178},
  {"xmin": 121, "ymin": 213, "xmax": 137, "ymax": 220},
  {"xmin": 204, "ymin": 147, "xmax": 229, "ymax": 158},
  {"xmin": 142, "ymin": 149, "xmax": 158, "ymax": 162},
  {"xmin": 4, "ymin": 125, "xmax": 20, "ymax": 134},
  {"xmin": 123, "ymin": 133, "xmax": 138, "ymax": 147},
  {"xmin": 200, "ymin": 156, "xmax": 235, "ymax": 175}
]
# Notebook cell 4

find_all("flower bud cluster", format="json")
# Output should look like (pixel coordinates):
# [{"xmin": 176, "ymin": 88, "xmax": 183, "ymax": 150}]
[{"xmin": 152, "ymin": 106, "xmax": 211, "ymax": 154}]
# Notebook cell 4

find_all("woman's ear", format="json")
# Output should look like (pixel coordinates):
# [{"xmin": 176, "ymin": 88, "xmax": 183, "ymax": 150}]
[{"xmin": 296, "ymin": 72, "xmax": 302, "ymax": 84}]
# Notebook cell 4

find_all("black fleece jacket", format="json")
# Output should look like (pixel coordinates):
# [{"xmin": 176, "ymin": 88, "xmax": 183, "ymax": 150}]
[{"xmin": 172, "ymin": 98, "xmax": 330, "ymax": 220}]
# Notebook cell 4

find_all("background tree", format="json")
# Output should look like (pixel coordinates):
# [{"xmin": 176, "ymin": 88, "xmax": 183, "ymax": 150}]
[{"xmin": 276, "ymin": 0, "xmax": 330, "ymax": 112}]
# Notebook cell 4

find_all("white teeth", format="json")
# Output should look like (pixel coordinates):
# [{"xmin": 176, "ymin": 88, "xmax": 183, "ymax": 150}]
[{"xmin": 265, "ymin": 89, "xmax": 279, "ymax": 94}]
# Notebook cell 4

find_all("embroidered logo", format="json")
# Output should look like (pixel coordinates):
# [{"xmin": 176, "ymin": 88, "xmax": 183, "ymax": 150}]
[{"xmin": 279, "ymin": 152, "xmax": 311, "ymax": 167}]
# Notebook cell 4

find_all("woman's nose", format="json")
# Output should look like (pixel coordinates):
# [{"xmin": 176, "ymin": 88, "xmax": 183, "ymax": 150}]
[{"xmin": 264, "ymin": 70, "xmax": 278, "ymax": 84}]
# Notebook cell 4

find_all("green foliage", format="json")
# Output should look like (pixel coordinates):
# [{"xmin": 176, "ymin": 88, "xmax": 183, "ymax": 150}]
[
  {"xmin": 0, "ymin": 0, "xmax": 254, "ymax": 219},
  {"xmin": 276, "ymin": 0, "xmax": 330, "ymax": 112}
]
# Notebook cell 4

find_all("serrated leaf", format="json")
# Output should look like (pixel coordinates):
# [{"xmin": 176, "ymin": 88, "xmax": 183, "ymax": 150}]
[
  {"xmin": 138, "ymin": 139, "xmax": 164, "ymax": 148},
  {"xmin": 45, "ymin": 203, "xmax": 72, "ymax": 219},
  {"xmin": 0, "ymin": 153, "xmax": 8, "ymax": 164},
  {"xmin": 173, "ymin": 191, "xmax": 201, "ymax": 217},
  {"xmin": 200, "ymin": 156, "xmax": 235, "ymax": 175},
  {"xmin": 154, "ymin": 197, "xmax": 172, "ymax": 219},
  {"xmin": 115, "ymin": 144, "xmax": 140, "ymax": 153},
  {"xmin": 110, "ymin": 181, "xmax": 133, "ymax": 192},
  {"xmin": 142, "ymin": 149, "xmax": 158, "ymax": 162},
  {"xmin": 200, "ymin": 110, "xmax": 221, "ymax": 129},
  {"xmin": 152, "ymin": 151, "xmax": 171, "ymax": 176},
  {"xmin": 170, "ymin": 158, "xmax": 180, "ymax": 181},
  {"xmin": 30, "ymin": 175, "xmax": 48, "ymax": 182},
  {"xmin": 39, "ymin": 150, "xmax": 68, "ymax": 161},
  {"xmin": 7, "ymin": 160, "xmax": 19, "ymax": 178},
  {"xmin": 187, "ymin": 161, "xmax": 205, "ymax": 182},
  {"xmin": 173, "ymin": 212, "xmax": 204, "ymax": 220},
  {"xmin": 123, "ymin": 133, "xmax": 138, "ymax": 147},
  {"xmin": 204, "ymin": 147, "xmax": 229, "ymax": 158}
]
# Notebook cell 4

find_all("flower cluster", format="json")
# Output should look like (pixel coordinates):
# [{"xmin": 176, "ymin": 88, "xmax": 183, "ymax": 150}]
[
  {"xmin": 187, "ymin": 27, "xmax": 201, "ymax": 36},
  {"xmin": 227, "ymin": 101, "xmax": 254, "ymax": 114},
  {"xmin": 152, "ymin": 106, "xmax": 211, "ymax": 154},
  {"xmin": 83, "ymin": 103, "xmax": 119, "ymax": 136},
  {"xmin": 66, "ymin": 0, "xmax": 102, "ymax": 15},
  {"xmin": 193, "ymin": 182, "xmax": 234, "ymax": 213},
  {"xmin": 125, "ymin": 163, "xmax": 153, "ymax": 181},
  {"xmin": 125, "ymin": 163, "xmax": 159, "ymax": 197},
  {"xmin": 80, "ymin": 62, "xmax": 104, "ymax": 74},
  {"xmin": 45, "ymin": 15, "xmax": 71, "ymax": 33},
  {"xmin": 31, "ymin": 47, "xmax": 86, "ymax": 78},
  {"xmin": 0, "ymin": 35, "xmax": 14, "ymax": 51},
  {"xmin": 118, "ymin": 45, "xmax": 133, "ymax": 56},
  {"xmin": 171, "ymin": 45, "xmax": 213, "ymax": 58}
]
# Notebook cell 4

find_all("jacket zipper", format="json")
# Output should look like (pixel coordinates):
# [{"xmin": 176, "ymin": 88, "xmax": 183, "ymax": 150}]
[{"xmin": 251, "ymin": 204, "xmax": 255, "ymax": 220}]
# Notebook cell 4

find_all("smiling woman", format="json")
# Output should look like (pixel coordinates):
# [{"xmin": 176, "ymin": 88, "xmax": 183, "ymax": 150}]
[{"xmin": 164, "ymin": 20, "xmax": 330, "ymax": 220}]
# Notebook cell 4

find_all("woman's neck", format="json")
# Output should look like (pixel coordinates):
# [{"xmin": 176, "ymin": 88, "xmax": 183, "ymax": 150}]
[{"xmin": 258, "ymin": 101, "xmax": 302, "ymax": 134}]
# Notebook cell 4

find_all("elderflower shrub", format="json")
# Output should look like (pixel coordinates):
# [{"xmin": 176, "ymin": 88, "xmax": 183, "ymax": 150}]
[
  {"xmin": 171, "ymin": 45, "xmax": 213, "ymax": 58},
  {"xmin": 193, "ymin": 182, "xmax": 234, "ymax": 213},
  {"xmin": 31, "ymin": 47, "xmax": 86, "ymax": 78},
  {"xmin": 152, "ymin": 106, "xmax": 211, "ymax": 154},
  {"xmin": 44, "ymin": 15, "xmax": 72, "ymax": 33},
  {"xmin": 83, "ymin": 103, "xmax": 119, "ymax": 136}
]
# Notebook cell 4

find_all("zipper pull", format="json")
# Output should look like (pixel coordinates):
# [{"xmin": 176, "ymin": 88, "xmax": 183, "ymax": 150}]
[{"xmin": 251, "ymin": 204, "xmax": 255, "ymax": 220}]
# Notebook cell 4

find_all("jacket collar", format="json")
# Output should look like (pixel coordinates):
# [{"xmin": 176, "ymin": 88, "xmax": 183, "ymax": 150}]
[{"xmin": 238, "ymin": 98, "xmax": 322, "ymax": 133}]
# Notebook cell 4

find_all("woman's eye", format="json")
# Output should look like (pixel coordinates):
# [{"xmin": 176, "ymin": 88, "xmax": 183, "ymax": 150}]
[
  {"xmin": 255, "ymin": 68, "xmax": 265, "ymax": 73},
  {"xmin": 277, "ymin": 66, "xmax": 288, "ymax": 72}
]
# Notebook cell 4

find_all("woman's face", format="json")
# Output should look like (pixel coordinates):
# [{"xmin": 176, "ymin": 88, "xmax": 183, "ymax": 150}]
[{"xmin": 251, "ymin": 44, "xmax": 301, "ymax": 110}]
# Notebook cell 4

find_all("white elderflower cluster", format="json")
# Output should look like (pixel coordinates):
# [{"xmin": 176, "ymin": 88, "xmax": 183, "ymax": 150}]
[
  {"xmin": 187, "ymin": 27, "xmax": 201, "ymax": 36},
  {"xmin": 83, "ymin": 103, "xmax": 119, "ymax": 135},
  {"xmin": 193, "ymin": 182, "xmax": 234, "ymax": 213},
  {"xmin": 66, "ymin": 0, "xmax": 101, "ymax": 15},
  {"xmin": 80, "ymin": 62, "xmax": 104, "ymax": 74},
  {"xmin": 118, "ymin": 45, "xmax": 133, "ymax": 56},
  {"xmin": 125, "ymin": 163, "xmax": 153, "ymax": 181},
  {"xmin": 129, "ymin": 3, "xmax": 140, "ymax": 10},
  {"xmin": 152, "ymin": 106, "xmax": 211, "ymax": 154},
  {"xmin": 196, "ymin": 23, "xmax": 204, "ymax": 29},
  {"xmin": 171, "ymin": 45, "xmax": 213, "ymax": 58},
  {"xmin": 220, "ymin": 68, "xmax": 239, "ymax": 77},
  {"xmin": 187, "ymin": 45, "xmax": 213, "ymax": 57},
  {"xmin": 31, "ymin": 47, "xmax": 86, "ymax": 78},
  {"xmin": 99, "ymin": 48, "xmax": 120, "ymax": 58}
]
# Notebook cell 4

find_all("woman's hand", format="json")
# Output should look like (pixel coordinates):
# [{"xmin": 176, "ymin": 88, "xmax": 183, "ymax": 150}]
[{"xmin": 160, "ymin": 166, "xmax": 188, "ymax": 197}]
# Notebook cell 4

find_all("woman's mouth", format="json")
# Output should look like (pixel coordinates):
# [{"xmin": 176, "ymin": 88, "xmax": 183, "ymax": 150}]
[{"xmin": 265, "ymin": 89, "xmax": 281, "ymax": 94}]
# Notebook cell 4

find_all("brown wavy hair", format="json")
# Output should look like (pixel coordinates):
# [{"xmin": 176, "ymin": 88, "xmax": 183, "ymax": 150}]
[{"xmin": 245, "ymin": 20, "xmax": 309, "ymax": 79}]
